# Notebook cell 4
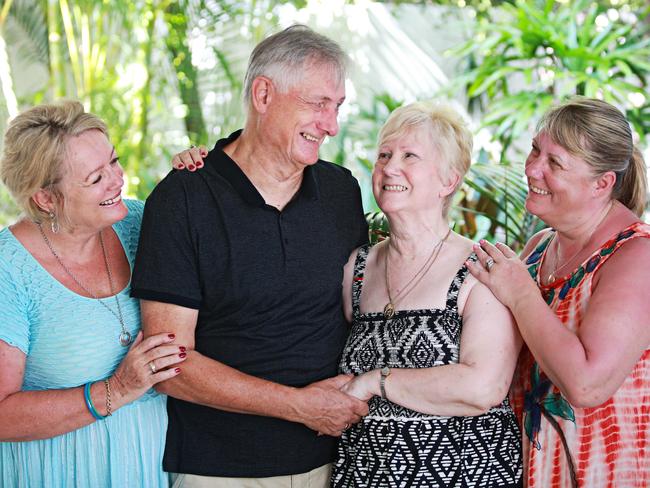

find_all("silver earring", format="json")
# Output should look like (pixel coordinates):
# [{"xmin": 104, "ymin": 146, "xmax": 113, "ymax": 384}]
[{"xmin": 49, "ymin": 211, "xmax": 60, "ymax": 234}]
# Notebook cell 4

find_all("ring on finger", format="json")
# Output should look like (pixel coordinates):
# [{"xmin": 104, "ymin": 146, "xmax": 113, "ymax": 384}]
[
  {"xmin": 149, "ymin": 361, "xmax": 157, "ymax": 374},
  {"xmin": 486, "ymin": 257, "xmax": 495, "ymax": 271}
]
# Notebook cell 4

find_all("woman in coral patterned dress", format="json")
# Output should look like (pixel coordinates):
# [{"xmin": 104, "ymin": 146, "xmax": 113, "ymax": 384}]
[{"xmin": 468, "ymin": 97, "xmax": 650, "ymax": 487}]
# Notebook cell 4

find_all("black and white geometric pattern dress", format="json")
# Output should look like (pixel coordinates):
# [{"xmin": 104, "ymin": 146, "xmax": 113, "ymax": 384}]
[{"xmin": 332, "ymin": 245, "xmax": 523, "ymax": 488}]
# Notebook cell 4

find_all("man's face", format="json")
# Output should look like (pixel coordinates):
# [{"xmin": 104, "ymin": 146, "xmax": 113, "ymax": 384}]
[{"xmin": 264, "ymin": 62, "xmax": 345, "ymax": 168}]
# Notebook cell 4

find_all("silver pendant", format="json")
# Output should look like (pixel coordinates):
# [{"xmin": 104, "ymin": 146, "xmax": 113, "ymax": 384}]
[
  {"xmin": 383, "ymin": 302, "xmax": 395, "ymax": 319},
  {"xmin": 119, "ymin": 330, "xmax": 133, "ymax": 347}
]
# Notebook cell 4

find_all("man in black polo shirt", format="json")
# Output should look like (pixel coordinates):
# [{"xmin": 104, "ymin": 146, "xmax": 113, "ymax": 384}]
[{"xmin": 131, "ymin": 25, "xmax": 369, "ymax": 486}]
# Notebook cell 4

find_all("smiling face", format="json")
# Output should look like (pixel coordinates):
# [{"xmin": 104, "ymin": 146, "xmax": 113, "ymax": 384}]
[
  {"xmin": 525, "ymin": 131, "xmax": 600, "ymax": 225},
  {"xmin": 55, "ymin": 129, "xmax": 127, "ymax": 233},
  {"xmin": 262, "ymin": 62, "xmax": 345, "ymax": 169},
  {"xmin": 372, "ymin": 125, "xmax": 455, "ymax": 217}
]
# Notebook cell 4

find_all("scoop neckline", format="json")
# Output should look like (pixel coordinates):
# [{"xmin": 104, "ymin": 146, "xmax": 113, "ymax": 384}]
[{"xmin": 2, "ymin": 223, "xmax": 132, "ymax": 301}]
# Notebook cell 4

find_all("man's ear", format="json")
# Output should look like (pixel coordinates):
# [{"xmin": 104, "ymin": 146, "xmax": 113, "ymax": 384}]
[{"xmin": 250, "ymin": 76, "xmax": 274, "ymax": 114}]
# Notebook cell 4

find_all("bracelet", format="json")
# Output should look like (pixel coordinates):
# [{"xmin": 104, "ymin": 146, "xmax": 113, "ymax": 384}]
[
  {"xmin": 83, "ymin": 382, "xmax": 105, "ymax": 421},
  {"xmin": 104, "ymin": 378, "xmax": 112, "ymax": 417},
  {"xmin": 380, "ymin": 366, "xmax": 391, "ymax": 400}
]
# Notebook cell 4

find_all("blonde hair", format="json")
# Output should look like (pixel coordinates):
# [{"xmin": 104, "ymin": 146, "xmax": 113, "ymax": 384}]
[
  {"xmin": 378, "ymin": 101, "xmax": 473, "ymax": 217},
  {"xmin": 538, "ymin": 97, "xmax": 647, "ymax": 216},
  {"xmin": 1, "ymin": 100, "xmax": 108, "ymax": 222}
]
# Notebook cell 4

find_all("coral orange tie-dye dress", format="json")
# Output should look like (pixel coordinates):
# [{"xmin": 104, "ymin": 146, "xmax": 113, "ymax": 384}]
[{"xmin": 513, "ymin": 222, "xmax": 650, "ymax": 488}]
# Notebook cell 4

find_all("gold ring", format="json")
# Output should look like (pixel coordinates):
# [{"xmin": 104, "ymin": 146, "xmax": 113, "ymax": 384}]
[{"xmin": 149, "ymin": 361, "xmax": 157, "ymax": 374}]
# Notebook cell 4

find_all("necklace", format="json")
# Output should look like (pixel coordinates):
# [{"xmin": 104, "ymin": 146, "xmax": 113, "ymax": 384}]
[
  {"xmin": 545, "ymin": 233, "xmax": 585, "ymax": 284},
  {"xmin": 383, "ymin": 228, "xmax": 452, "ymax": 318},
  {"xmin": 37, "ymin": 223, "xmax": 133, "ymax": 346},
  {"xmin": 544, "ymin": 202, "xmax": 613, "ymax": 284}
]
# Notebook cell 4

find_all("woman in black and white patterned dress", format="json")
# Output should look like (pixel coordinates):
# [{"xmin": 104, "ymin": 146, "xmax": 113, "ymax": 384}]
[{"xmin": 332, "ymin": 102, "xmax": 523, "ymax": 487}]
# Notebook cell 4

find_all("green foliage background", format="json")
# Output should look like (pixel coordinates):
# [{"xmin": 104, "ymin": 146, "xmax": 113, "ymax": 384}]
[{"xmin": 1, "ymin": 0, "xmax": 649, "ymax": 248}]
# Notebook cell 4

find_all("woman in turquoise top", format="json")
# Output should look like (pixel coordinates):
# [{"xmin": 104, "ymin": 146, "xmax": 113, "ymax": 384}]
[{"xmin": 0, "ymin": 101, "xmax": 187, "ymax": 487}]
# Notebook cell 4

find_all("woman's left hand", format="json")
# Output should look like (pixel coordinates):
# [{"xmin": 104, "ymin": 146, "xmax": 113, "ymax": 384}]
[
  {"xmin": 340, "ymin": 371, "xmax": 378, "ymax": 402},
  {"xmin": 172, "ymin": 145, "xmax": 208, "ymax": 171},
  {"xmin": 466, "ymin": 240, "xmax": 538, "ymax": 310}
]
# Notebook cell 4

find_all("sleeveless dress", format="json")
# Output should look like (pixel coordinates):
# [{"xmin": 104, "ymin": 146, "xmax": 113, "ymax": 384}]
[
  {"xmin": 0, "ymin": 200, "xmax": 170, "ymax": 488},
  {"xmin": 514, "ymin": 222, "xmax": 650, "ymax": 487},
  {"xmin": 332, "ymin": 245, "xmax": 522, "ymax": 487}
]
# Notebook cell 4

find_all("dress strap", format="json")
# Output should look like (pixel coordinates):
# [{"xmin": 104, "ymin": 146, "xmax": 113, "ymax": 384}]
[
  {"xmin": 351, "ymin": 244, "xmax": 371, "ymax": 319},
  {"xmin": 444, "ymin": 253, "xmax": 477, "ymax": 312}
]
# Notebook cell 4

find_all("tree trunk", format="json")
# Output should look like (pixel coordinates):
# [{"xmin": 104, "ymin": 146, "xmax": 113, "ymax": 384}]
[{"xmin": 164, "ymin": 1, "xmax": 207, "ymax": 145}]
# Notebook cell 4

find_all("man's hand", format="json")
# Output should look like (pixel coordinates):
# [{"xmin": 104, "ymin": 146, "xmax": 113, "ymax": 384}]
[{"xmin": 292, "ymin": 375, "xmax": 369, "ymax": 437}]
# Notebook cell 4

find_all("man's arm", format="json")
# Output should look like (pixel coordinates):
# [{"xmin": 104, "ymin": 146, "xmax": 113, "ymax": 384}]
[{"xmin": 141, "ymin": 300, "xmax": 368, "ymax": 436}]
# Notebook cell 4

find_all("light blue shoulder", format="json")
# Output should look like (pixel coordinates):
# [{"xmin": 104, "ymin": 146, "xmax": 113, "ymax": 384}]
[
  {"xmin": 114, "ymin": 199, "xmax": 144, "ymax": 263},
  {"xmin": 0, "ymin": 228, "xmax": 31, "ymax": 353}
]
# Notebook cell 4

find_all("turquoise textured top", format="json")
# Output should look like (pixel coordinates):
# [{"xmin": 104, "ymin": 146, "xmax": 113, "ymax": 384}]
[{"xmin": 0, "ymin": 200, "xmax": 169, "ymax": 487}]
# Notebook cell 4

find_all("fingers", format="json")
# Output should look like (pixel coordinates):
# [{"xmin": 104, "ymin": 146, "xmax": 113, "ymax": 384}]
[
  {"xmin": 149, "ymin": 365, "xmax": 182, "ymax": 385},
  {"xmin": 476, "ymin": 239, "xmax": 502, "ymax": 260},
  {"xmin": 351, "ymin": 398, "xmax": 370, "ymax": 417},
  {"xmin": 495, "ymin": 241, "xmax": 518, "ymax": 258},
  {"xmin": 136, "ymin": 332, "xmax": 178, "ymax": 352},
  {"xmin": 325, "ymin": 374, "xmax": 355, "ymax": 390},
  {"xmin": 173, "ymin": 146, "xmax": 207, "ymax": 171},
  {"xmin": 465, "ymin": 257, "xmax": 489, "ymax": 284},
  {"xmin": 147, "ymin": 345, "xmax": 187, "ymax": 373}
]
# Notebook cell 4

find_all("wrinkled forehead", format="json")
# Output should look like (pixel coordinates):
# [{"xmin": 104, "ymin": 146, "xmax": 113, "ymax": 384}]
[
  {"xmin": 59, "ymin": 129, "xmax": 113, "ymax": 176},
  {"xmin": 379, "ymin": 122, "xmax": 436, "ymax": 150},
  {"xmin": 292, "ymin": 59, "xmax": 346, "ymax": 93}
]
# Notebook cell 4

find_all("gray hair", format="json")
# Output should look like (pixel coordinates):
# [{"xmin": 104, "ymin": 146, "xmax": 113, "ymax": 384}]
[
  {"xmin": 538, "ymin": 97, "xmax": 647, "ymax": 216},
  {"xmin": 243, "ymin": 24, "xmax": 348, "ymax": 107}
]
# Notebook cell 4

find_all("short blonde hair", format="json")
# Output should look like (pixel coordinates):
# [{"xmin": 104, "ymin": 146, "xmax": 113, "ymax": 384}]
[
  {"xmin": 378, "ymin": 101, "xmax": 473, "ymax": 216},
  {"xmin": 1, "ymin": 100, "xmax": 108, "ymax": 221},
  {"xmin": 538, "ymin": 97, "xmax": 647, "ymax": 216}
]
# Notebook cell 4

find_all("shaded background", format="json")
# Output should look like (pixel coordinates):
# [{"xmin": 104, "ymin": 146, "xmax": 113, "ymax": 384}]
[{"xmin": 1, "ymin": 0, "xmax": 649, "ymax": 248}]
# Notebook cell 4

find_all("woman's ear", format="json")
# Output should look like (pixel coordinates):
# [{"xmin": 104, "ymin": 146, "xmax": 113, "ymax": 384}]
[
  {"xmin": 32, "ymin": 188, "xmax": 56, "ymax": 214},
  {"xmin": 439, "ymin": 172, "xmax": 461, "ymax": 198},
  {"xmin": 593, "ymin": 170, "xmax": 617, "ymax": 197}
]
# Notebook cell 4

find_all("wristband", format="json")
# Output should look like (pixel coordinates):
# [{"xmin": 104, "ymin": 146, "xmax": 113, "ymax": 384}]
[
  {"xmin": 84, "ymin": 382, "xmax": 105, "ymax": 420},
  {"xmin": 380, "ymin": 366, "xmax": 391, "ymax": 400}
]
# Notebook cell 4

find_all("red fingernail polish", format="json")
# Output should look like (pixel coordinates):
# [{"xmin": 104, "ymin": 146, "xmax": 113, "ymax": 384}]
[
  {"xmin": 179, "ymin": 352, "xmax": 187, "ymax": 358},
  {"xmin": 175, "ymin": 368, "xmax": 181, "ymax": 373},
  {"xmin": 168, "ymin": 334, "xmax": 175, "ymax": 339},
  {"xmin": 197, "ymin": 162, "xmax": 204, "ymax": 168},
  {"xmin": 179, "ymin": 346, "xmax": 186, "ymax": 352},
  {"xmin": 188, "ymin": 164, "xmax": 195, "ymax": 171}
]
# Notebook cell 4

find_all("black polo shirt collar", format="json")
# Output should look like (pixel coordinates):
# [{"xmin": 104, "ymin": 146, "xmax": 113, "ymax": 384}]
[{"xmin": 206, "ymin": 130, "xmax": 320, "ymax": 208}]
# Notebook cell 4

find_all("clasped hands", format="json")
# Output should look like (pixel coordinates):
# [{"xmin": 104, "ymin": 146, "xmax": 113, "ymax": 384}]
[{"xmin": 297, "ymin": 373, "xmax": 374, "ymax": 437}]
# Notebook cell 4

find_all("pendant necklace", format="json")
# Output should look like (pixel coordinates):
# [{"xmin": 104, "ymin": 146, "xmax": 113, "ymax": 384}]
[
  {"xmin": 545, "ymin": 202, "xmax": 613, "ymax": 284},
  {"xmin": 384, "ymin": 228, "xmax": 452, "ymax": 319},
  {"xmin": 37, "ymin": 223, "xmax": 133, "ymax": 346},
  {"xmin": 545, "ymin": 233, "xmax": 587, "ymax": 284}
]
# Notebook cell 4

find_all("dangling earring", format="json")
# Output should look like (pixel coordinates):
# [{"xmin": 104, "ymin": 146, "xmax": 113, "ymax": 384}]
[{"xmin": 49, "ymin": 211, "xmax": 60, "ymax": 234}]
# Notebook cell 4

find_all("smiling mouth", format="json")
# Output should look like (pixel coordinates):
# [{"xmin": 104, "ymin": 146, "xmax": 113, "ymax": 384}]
[
  {"xmin": 301, "ymin": 132, "xmax": 320, "ymax": 143},
  {"xmin": 100, "ymin": 193, "xmax": 122, "ymax": 206},
  {"xmin": 383, "ymin": 185, "xmax": 408, "ymax": 191},
  {"xmin": 529, "ymin": 184, "xmax": 551, "ymax": 196}
]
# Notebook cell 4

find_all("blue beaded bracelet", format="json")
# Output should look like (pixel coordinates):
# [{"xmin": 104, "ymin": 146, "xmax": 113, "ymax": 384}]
[{"xmin": 83, "ymin": 382, "xmax": 105, "ymax": 421}]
